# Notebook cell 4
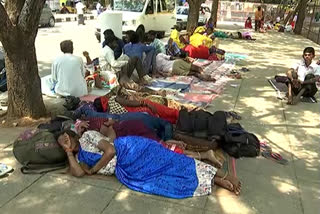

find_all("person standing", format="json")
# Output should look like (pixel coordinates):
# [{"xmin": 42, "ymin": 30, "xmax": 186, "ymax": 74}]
[
  {"xmin": 254, "ymin": 6, "xmax": 263, "ymax": 31},
  {"xmin": 76, "ymin": 0, "xmax": 86, "ymax": 25},
  {"xmin": 96, "ymin": 1, "xmax": 103, "ymax": 15}
]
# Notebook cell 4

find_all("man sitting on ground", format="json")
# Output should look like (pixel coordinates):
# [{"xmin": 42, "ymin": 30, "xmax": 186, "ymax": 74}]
[
  {"xmin": 155, "ymin": 53, "xmax": 215, "ymax": 81},
  {"xmin": 51, "ymin": 40, "xmax": 88, "ymax": 97},
  {"xmin": 148, "ymin": 31, "xmax": 166, "ymax": 55},
  {"xmin": 123, "ymin": 32, "xmax": 156, "ymax": 75},
  {"xmin": 286, "ymin": 47, "xmax": 320, "ymax": 105}
]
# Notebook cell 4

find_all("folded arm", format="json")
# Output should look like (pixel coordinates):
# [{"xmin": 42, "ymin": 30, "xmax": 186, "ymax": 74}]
[{"xmin": 90, "ymin": 140, "xmax": 116, "ymax": 174}]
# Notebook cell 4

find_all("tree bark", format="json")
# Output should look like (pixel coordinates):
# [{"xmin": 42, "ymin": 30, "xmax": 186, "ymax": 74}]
[
  {"xmin": 210, "ymin": 0, "xmax": 219, "ymax": 27},
  {"xmin": 105, "ymin": 0, "xmax": 111, "ymax": 8},
  {"xmin": 283, "ymin": 2, "xmax": 300, "ymax": 26},
  {"xmin": 294, "ymin": 0, "xmax": 309, "ymax": 34},
  {"xmin": 5, "ymin": 39, "xmax": 46, "ymax": 118},
  {"xmin": 0, "ymin": 0, "xmax": 47, "ymax": 119},
  {"xmin": 187, "ymin": 0, "xmax": 202, "ymax": 32}
]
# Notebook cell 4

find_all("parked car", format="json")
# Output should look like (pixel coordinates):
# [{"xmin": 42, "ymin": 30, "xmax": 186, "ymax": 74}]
[
  {"xmin": 39, "ymin": 4, "xmax": 55, "ymax": 27},
  {"xmin": 176, "ymin": 4, "xmax": 211, "ymax": 29}
]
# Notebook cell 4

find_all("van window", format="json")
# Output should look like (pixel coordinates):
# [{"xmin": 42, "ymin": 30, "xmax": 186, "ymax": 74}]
[
  {"xmin": 114, "ymin": 0, "xmax": 146, "ymax": 12},
  {"xmin": 157, "ymin": 0, "xmax": 161, "ymax": 12},
  {"xmin": 161, "ymin": 0, "xmax": 167, "ymax": 11},
  {"xmin": 146, "ymin": 0, "xmax": 154, "ymax": 14}
]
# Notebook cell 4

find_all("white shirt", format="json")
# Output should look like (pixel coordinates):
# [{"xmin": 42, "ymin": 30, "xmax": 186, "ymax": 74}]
[
  {"xmin": 76, "ymin": 2, "xmax": 85, "ymax": 15},
  {"xmin": 96, "ymin": 2, "xmax": 102, "ymax": 10},
  {"xmin": 276, "ymin": 16, "xmax": 280, "ymax": 22},
  {"xmin": 51, "ymin": 53, "xmax": 88, "ymax": 97},
  {"xmin": 99, "ymin": 45, "xmax": 129, "ymax": 73},
  {"xmin": 292, "ymin": 59, "xmax": 320, "ymax": 81},
  {"xmin": 156, "ymin": 53, "xmax": 174, "ymax": 73}
]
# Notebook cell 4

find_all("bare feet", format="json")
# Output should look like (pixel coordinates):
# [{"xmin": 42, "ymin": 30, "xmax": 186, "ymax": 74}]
[
  {"xmin": 225, "ymin": 174, "xmax": 241, "ymax": 195},
  {"xmin": 214, "ymin": 177, "xmax": 234, "ymax": 192},
  {"xmin": 199, "ymin": 74, "xmax": 216, "ymax": 82},
  {"xmin": 287, "ymin": 95, "xmax": 293, "ymax": 105},
  {"xmin": 205, "ymin": 150, "xmax": 222, "ymax": 168}
]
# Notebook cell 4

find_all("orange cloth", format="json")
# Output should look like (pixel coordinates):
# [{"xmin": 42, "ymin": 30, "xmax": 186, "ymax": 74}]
[{"xmin": 255, "ymin": 10, "xmax": 263, "ymax": 21}]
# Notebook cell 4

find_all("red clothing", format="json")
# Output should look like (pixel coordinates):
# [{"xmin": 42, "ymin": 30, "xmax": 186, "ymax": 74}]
[
  {"xmin": 125, "ymin": 99, "xmax": 179, "ymax": 124},
  {"xmin": 245, "ymin": 20, "xmax": 252, "ymax": 29},
  {"xmin": 183, "ymin": 45, "xmax": 210, "ymax": 59}
]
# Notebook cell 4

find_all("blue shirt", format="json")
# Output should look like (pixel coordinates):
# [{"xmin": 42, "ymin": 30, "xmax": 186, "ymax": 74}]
[{"xmin": 123, "ymin": 43, "xmax": 154, "ymax": 60}]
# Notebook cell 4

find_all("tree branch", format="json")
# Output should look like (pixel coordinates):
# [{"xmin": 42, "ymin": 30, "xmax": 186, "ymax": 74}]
[
  {"xmin": 0, "ymin": 3, "xmax": 13, "ymax": 43},
  {"xmin": 18, "ymin": 0, "xmax": 46, "ymax": 33},
  {"xmin": 5, "ymin": 0, "xmax": 25, "ymax": 25}
]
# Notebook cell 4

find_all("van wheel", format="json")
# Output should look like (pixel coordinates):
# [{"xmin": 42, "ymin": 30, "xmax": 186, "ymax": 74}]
[{"xmin": 48, "ymin": 17, "xmax": 55, "ymax": 27}]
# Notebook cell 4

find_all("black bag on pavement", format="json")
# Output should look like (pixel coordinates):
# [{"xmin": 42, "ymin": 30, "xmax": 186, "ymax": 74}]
[
  {"xmin": 63, "ymin": 96, "xmax": 81, "ymax": 111},
  {"xmin": 222, "ymin": 123, "xmax": 260, "ymax": 158},
  {"xmin": 176, "ymin": 109, "xmax": 227, "ymax": 139}
]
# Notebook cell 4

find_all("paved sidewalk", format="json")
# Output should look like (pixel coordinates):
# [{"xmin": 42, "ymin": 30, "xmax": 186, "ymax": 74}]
[{"xmin": 0, "ymin": 29, "xmax": 319, "ymax": 214}]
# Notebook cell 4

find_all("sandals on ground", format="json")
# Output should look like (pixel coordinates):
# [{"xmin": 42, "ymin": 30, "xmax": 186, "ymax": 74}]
[{"xmin": 0, "ymin": 163, "xmax": 13, "ymax": 177}]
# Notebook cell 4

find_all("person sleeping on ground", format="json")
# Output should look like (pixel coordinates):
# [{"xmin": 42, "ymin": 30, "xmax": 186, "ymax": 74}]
[
  {"xmin": 49, "ymin": 40, "xmax": 88, "ymax": 97},
  {"xmin": 56, "ymin": 130, "xmax": 241, "ymax": 198},
  {"xmin": 74, "ymin": 119, "xmax": 222, "ymax": 168},
  {"xmin": 286, "ymin": 47, "xmax": 320, "ymax": 105},
  {"xmin": 70, "ymin": 103, "xmax": 220, "ymax": 151},
  {"xmin": 72, "ymin": 103, "xmax": 174, "ymax": 140},
  {"xmin": 92, "ymin": 91, "xmax": 179, "ymax": 124},
  {"xmin": 155, "ymin": 53, "xmax": 216, "ymax": 81}
]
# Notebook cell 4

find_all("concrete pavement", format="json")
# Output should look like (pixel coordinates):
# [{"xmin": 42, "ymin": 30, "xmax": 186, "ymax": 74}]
[{"xmin": 0, "ymin": 23, "xmax": 319, "ymax": 214}]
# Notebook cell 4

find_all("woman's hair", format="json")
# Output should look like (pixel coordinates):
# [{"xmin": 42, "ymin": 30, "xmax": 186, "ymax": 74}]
[
  {"xmin": 103, "ymin": 29, "xmax": 121, "ymax": 41},
  {"xmin": 55, "ymin": 129, "xmax": 77, "ymax": 141}
]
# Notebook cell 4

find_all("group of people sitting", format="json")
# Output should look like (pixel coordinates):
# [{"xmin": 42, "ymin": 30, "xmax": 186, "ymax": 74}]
[{"xmin": 44, "ymin": 24, "xmax": 224, "ymax": 98}]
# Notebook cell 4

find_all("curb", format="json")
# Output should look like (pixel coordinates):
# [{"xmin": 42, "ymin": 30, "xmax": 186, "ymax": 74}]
[{"xmin": 55, "ymin": 15, "xmax": 96, "ymax": 23}]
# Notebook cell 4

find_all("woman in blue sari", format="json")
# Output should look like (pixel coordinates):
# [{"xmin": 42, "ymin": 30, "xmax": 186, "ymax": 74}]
[{"xmin": 57, "ymin": 130, "xmax": 241, "ymax": 198}]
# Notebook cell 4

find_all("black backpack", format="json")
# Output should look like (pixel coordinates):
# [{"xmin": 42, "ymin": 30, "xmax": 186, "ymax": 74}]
[
  {"xmin": 176, "ymin": 109, "xmax": 227, "ymax": 139},
  {"xmin": 222, "ymin": 123, "xmax": 260, "ymax": 158}
]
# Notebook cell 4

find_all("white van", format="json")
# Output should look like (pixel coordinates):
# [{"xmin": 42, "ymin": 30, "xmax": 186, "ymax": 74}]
[{"xmin": 113, "ymin": 0, "xmax": 176, "ymax": 32}]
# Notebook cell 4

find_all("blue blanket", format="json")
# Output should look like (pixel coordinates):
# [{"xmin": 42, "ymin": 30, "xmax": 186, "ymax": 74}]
[
  {"xmin": 150, "ymin": 80, "xmax": 190, "ymax": 92},
  {"xmin": 114, "ymin": 136, "xmax": 198, "ymax": 199}
]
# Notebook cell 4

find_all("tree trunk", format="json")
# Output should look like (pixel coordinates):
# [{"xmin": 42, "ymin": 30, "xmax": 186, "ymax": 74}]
[
  {"xmin": 294, "ymin": 0, "xmax": 309, "ymax": 34},
  {"xmin": 210, "ymin": 0, "xmax": 219, "ymax": 27},
  {"xmin": 105, "ymin": 0, "xmax": 111, "ymax": 8},
  {"xmin": 187, "ymin": 0, "xmax": 201, "ymax": 32},
  {"xmin": 5, "ymin": 47, "xmax": 46, "ymax": 118},
  {"xmin": 283, "ymin": 2, "xmax": 300, "ymax": 26},
  {"xmin": 0, "ymin": 0, "xmax": 47, "ymax": 119}
]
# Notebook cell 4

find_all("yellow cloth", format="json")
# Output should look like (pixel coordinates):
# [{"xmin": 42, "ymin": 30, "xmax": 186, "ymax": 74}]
[
  {"xmin": 190, "ymin": 33, "xmax": 213, "ymax": 48},
  {"xmin": 170, "ymin": 29, "xmax": 185, "ymax": 49},
  {"xmin": 193, "ymin": 26, "xmax": 206, "ymax": 34}
]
